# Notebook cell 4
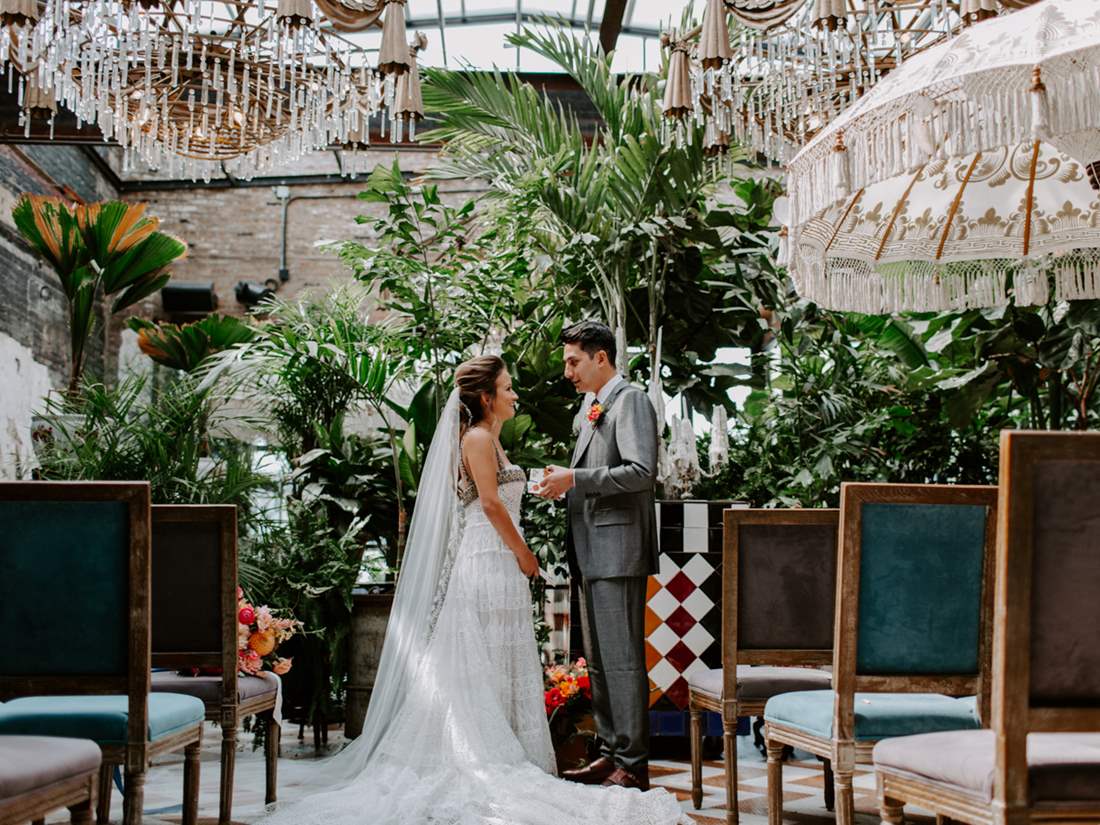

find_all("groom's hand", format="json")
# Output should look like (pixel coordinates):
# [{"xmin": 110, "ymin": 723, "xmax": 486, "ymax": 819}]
[{"xmin": 537, "ymin": 465, "xmax": 574, "ymax": 500}]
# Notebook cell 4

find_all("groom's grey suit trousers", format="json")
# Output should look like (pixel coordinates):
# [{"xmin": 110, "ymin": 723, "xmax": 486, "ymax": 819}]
[{"xmin": 565, "ymin": 382, "xmax": 659, "ymax": 770}]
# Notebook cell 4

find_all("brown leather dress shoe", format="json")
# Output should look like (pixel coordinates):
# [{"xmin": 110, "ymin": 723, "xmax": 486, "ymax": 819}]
[
  {"xmin": 601, "ymin": 765, "xmax": 650, "ymax": 791},
  {"xmin": 561, "ymin": 756, "xmax": 616, "ymax": 785}
]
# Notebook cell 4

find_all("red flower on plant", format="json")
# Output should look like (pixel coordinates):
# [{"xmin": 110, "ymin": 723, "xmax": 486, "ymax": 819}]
[{"xmin": 238, "ymin": 606, "xmax": 256, "ymax": 625}]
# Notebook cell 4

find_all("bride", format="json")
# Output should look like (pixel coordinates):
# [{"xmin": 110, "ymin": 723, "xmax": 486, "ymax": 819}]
[{"xmin": 262, "ymin": 355, "xmax": 690, "ymax": 825}]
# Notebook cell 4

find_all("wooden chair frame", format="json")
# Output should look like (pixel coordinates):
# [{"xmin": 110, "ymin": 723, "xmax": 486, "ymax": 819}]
[
  {"xmin": 0, "ymin": 482, "xmax": 202, "ymax": 825},
  {"xmin": 151, "ymin": 504, "xmax": 280, "ymax": 825},
  {"xmin": 877, "ymin": 432, "xmax": 1100, "ymax": 825},
  {"xmin": 765, "ymin": 483, "xmax": 998, "ymax": 825},
  {"xmin": 0, "ymin": 753, "xmax": 98, "ymax": 825},
  {"xmin": 689, "ymin": 508, "xmax": 839, "ymax": 824}
]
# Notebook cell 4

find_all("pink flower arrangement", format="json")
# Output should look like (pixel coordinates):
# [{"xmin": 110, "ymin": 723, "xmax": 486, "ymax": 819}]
[{"xmin": 237, "ymin": 586, "xmax": 302, "ymax": 677}]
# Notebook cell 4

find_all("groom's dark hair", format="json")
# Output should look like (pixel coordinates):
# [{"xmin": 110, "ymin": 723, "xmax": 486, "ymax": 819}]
[{"xmin": 560, "ymin": 320, "xmax": 616, "ymax": 365}]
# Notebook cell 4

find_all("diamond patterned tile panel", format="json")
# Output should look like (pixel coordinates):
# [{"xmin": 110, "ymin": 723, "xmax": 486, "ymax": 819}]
[
  {"xmin": 682, "ymin": 587, "xmax": 715, "ymax": 621},
  {"xmin": 648, "ymin": 586, "xmax": 681, "ymax": 622},
  {"xmin": 647, "ymin": 501, "xmax": 728, "ymax": 713},
  {"xmin": 648, "ymin": 623, "xmax": 680, "ymax": 656},
  {"xmin": 683, "ymin": 553, "xmax": 716, "ymax": 585}
]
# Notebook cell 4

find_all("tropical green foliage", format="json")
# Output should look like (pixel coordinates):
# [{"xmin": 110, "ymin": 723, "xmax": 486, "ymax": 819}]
[
  {"xmin": 12, "ymin": 196, "xmax": 185, "ymax": 392},
  {"xmin": 34, "ymin": 374, "xmax": 271, "ymax": 551},
  {"xmin": 128, "ymin": 315, "xmax": 255, "ymax": 372}
]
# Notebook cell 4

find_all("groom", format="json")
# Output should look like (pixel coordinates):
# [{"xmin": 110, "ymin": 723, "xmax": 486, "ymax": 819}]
[{"xmin": 538, "ymin": 320, "xmax": 660, "ymax": 791}]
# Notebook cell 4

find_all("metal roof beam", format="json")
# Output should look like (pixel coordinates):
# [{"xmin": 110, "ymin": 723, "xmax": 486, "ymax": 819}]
[{"xmin": 599, "ymin": 0, "xmax": 629, "ymax": 54}]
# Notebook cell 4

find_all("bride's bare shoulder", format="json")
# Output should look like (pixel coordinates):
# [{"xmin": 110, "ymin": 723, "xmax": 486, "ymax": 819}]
[{"xmin": 461, "ymin": 426, "xmax": 494, "ymax": 458}]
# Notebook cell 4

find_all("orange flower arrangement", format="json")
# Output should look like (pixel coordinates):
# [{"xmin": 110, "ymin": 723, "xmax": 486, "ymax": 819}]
[
  {"xmin": 237, "ymin": 587, "xmax": 302, "ymax": 677},
  {"xmin": 544, "ymin": 658, "xmax": 592, "ymax": 719},
  {"xmin": 586, "ymin": 403, "xmax": 605, "ymax": 427}
]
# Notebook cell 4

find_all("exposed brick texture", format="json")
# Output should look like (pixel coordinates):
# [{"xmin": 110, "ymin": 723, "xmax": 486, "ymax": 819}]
[{"xmin": 124, "ymin": 150, "xmax": 489, "ymax": 317}]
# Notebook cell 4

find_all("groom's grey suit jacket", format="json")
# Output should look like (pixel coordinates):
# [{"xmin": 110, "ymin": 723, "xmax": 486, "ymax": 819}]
[{"xmin": 565, "ymin": 381, "xmax": 660, "ymax": 580}]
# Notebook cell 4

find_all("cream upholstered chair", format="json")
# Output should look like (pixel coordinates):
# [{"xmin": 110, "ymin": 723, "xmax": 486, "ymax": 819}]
[
  {"xmin": 874, "ymin": 431, "xmax": 1100, "ymax": 825},
  {"xmin": 764, "ymin": 482, "xmax": 998, "ymax": 825}
]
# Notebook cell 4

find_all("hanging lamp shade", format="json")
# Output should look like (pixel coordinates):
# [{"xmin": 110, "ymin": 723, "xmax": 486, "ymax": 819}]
[
  {"xmin": 378, "ymin": 0, "xmax": 411, "ymax": 76},
  {"xmin": 811, "ymin": 0, "xmax": 846, "ymax": 32},
  {"xmin": 960, "ymin": 0, "xmax": 998, "ymax": 25},
  {"xmin": 0, "ymin": 0, "xmax": 37, "ymax": 27},
  {"xmin": 23, "ymin": 73, "xmax": 56, "ymax": 117},
  {"xmin": 661, "ymin": 33, "xmax": 693, "ymax": 119},
  {"xmin": 699, "ymin": 0, "xmax": 732, "ymax": 70},
  {"xmin": 393, "ymin": 32, "xmax": 426, "ymax": 123},
  {"xmin": 276, "ymin": 0, "xmax": 314, "ymax": 27}
]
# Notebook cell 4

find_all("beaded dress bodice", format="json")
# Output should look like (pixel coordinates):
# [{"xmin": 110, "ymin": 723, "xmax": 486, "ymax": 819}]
[{"xmin": 458, "ymin": 443, "xmax": 526, "ymax": 528}]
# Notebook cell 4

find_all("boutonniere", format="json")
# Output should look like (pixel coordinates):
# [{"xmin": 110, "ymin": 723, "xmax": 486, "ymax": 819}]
[{"xmin": 587, "ymin": 402, "xmax": 606, "ymax": 428}]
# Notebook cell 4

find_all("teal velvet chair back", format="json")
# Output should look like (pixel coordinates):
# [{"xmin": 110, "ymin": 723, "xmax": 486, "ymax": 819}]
[
  {"xmin": 0, "ymin": 482, "xmax": 151, "ymax": 698},
  {"xmin": 151, "ymin": 505, "xmax": 238, "ymax": 696},
  {"xmin": 855, "ymin": 502, "xmax": 988, "ymax": 675},
  {"xmin": 836, "ymin": 483, "xmax": 998, "ymax": 717}
]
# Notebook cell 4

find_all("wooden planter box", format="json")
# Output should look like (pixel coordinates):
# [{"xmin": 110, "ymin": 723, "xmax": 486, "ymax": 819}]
[{"xmin": 344, "ymin": 587, "xmax": 396, "ymax": 739}]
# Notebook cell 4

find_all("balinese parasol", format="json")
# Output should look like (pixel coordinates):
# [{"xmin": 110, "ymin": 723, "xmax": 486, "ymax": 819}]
[{"xmin": 784, "ymin": 0, "xmax": 1100, "ymax": 313}]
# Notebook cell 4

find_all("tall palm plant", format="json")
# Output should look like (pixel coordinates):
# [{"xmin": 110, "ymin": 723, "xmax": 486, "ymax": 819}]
[
  {"xmin": 13, "ymin": 196, "xmax": 186, "ymax": 393},
  {"xmin": 422, "ymin": 25, "xmax": 743, "ymax": 375}
]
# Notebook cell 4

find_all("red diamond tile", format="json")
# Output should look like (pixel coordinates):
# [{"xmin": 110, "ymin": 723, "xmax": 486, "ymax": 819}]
[
  {"xmin": 665, "ymin": 640, "xmax": 696, "ymax": 673},
  {"xmin": 665, "ymin": 605, "xmax": 696, "ymax": 638},
  {"xmin": 665, "ymin": 570, "xmax": 696, "ymax": 602},
  {"xmin": 663, "ymin": 676, "xmax": 689, "ymax": 709}
]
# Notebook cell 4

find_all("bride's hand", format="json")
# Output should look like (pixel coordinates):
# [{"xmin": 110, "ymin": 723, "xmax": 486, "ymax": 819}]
[{"xmin": 516, "ymin": 548, "xmax": 540, "ymax": 578}]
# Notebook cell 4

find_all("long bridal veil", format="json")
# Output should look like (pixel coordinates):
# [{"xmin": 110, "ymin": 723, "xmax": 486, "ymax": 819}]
[{"xmin": 276, "ymin": 389, "xmax": 463, "ymax": 791}]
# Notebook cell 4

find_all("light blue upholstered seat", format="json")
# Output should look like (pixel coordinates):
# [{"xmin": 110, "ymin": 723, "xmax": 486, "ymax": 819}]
[
  {"xmin": 765, "ymin": 690, "xmax": 980, "ymax": 741},
  {"xmin": 0, "ymin": 694, "xmax": 205, "ymax": 746}
]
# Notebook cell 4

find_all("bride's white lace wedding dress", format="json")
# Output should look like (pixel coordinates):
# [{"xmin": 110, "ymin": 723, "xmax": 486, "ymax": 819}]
[{"xmin": 261, "ymin": 400, "xmax": 690, "ymax": 825}]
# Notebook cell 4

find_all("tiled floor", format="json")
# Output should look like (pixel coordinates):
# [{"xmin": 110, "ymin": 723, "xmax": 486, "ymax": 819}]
[{"xmin": 59, "ymin": 725, "xmax": 929, "ymax": 824}]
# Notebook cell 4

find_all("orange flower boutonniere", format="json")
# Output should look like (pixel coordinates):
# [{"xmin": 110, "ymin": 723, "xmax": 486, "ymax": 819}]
[{"xmin": 587, "ymin": 402, "xmax": 606, "ymax": 427}]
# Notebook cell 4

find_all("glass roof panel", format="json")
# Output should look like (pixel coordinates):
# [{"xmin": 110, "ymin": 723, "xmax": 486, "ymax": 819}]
[{"xmin": 325, "ymin": 0, "xmax": 698, "ymax": 72}]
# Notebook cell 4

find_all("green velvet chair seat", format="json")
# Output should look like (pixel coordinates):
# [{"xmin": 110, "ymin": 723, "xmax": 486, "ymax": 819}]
[
  {"xmin": 765, "ymin": 690, "xmax": 980, "ymax": 741},
  {"xmin": 0, "ymin": 694, "xmax": 205, "ymax": 746}
]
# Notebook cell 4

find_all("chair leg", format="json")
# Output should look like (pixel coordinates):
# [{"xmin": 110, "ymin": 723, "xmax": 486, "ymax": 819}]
[
  {"xmin": 96, "ymin": 764, "xmax": 112, "ymax": 824},
  {"xmin": 122, "ymin": 768, "xmax": 145, "ymax": 825},
  {"xmin": 823, "ymin": 758, "xmax": 835, "ymax": 811},
  {"xmin": 265, "ymin": 713, "xmax": 280, "ymax": 805},
  {"xmin": 834, "ymin": 766, "xmax": 855, "ymax": 825},
  {"xmin": 765, "ymin": 737, "xmax": 784, "ymax": 825},
  {"xmin": 690, "ymin": 708, "xmax": 704, "ymax": 809},
  {"xmin": 881, "ymin": 794, "xmax": 905, "ymax": 825},
  {"xmin": 183, "ymin": 741, "xmax": 201, "ymax": 825},
  {"xmin": 219, "ymin": 720, "xmax": 238, "ymax": 825},
  {"xmin": 723, "ymin": 718, "xmax": 739, "ymax": 825},
  {"xmin": 69, "ymin": 797, "xmax": 94, "ymax": 825}
]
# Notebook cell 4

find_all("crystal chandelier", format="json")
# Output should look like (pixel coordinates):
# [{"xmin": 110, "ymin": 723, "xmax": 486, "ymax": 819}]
[
  {"xmin": 0, "ymin": 0, "xmax": 424, "ymax": 179},
  {"xmin": 665, "ymin": 0, "xmax": 1040, "ymax": 164}
]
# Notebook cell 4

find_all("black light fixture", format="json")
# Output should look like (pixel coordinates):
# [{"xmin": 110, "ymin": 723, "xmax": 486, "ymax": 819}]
[
  {"xmin": 161, "ymin": 282, "xmax": 217, "ymax": 313},
  {"xmin": 235, "ymin": 281, "xmax": 275, "ymax": 306}
]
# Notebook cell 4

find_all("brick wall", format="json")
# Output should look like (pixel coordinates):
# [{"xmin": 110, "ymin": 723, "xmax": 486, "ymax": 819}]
[
  {"xmin": 0, "ymin": 144, "xmax": 119, "ymax": 477},
  {"xmin": 125, "ymin": 149, "xmax": 490, "ymax": 317}
]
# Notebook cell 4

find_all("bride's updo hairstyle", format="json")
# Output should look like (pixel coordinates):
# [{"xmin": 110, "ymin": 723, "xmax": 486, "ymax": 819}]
[{"xmin": 455, "ymin": 355, "xmax": 506, "ymax": 435}]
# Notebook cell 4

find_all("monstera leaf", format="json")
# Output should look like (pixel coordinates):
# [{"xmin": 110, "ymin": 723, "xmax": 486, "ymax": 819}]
[{"xmin": 128, "ymin": 315, "xmax": 255, "ymax": 372}]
